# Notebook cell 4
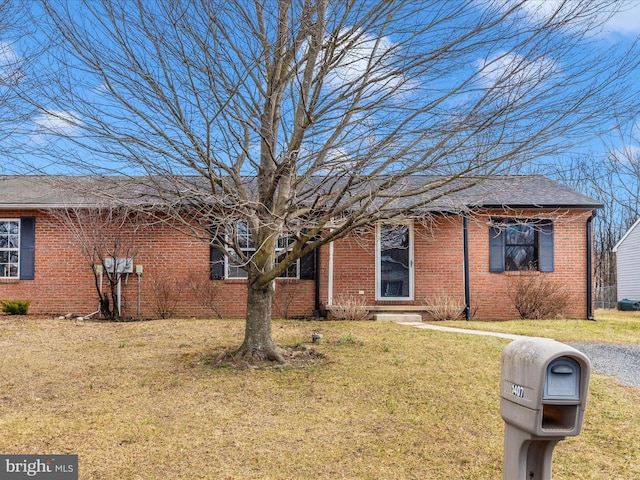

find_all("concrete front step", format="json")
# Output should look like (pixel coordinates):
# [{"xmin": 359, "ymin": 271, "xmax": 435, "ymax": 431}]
[{"xmin": 374, "ymin": 313, "xmax": 423, "ymax": 322}]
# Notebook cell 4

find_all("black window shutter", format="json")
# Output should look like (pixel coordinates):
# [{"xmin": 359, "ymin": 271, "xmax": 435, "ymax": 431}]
[
  {"xmin": 299, "ymin": 249, "xmax": 316, "ymax": 280},
  {"xmin": 489, "ymin": 225, "xmax": 505, "ymax": 272},
  {"xmin": 210, "ymin": 246, "xmax": 225, "ymax": 279},
  {"xmin": 539, "ymin": 221, "xmax": 554, "ymax": 272},
  {"xmin": 20, "ymin": 216, "xmax": 35, "ymax": 280}
]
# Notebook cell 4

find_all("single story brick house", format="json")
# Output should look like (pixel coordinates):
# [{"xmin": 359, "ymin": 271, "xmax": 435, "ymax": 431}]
[{"xmin": 0, "ymin": 174, "xmax": 601, "ymax": 320}]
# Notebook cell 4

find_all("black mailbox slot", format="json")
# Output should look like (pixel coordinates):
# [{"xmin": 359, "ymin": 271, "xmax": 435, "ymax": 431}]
[{"xmin": 542, "ymin": 404, "xmax": 577, "ymax": 430}]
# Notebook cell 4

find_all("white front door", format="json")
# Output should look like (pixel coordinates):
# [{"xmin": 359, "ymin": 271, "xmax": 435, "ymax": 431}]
[{"xmin": 376, "ymin": 222, "xmax": 414, "ymax": 300}]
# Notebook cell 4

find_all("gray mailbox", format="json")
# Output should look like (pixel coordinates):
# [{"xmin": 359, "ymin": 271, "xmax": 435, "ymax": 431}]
[{"xmin": 500, "ymin": 337, "xmax": 590, "ymax": 480}]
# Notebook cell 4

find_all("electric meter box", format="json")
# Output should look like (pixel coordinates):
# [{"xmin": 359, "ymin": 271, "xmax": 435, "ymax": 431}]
[{"xmin": 500, "ymin": 337, "xmax": 591, "ymax": 437}]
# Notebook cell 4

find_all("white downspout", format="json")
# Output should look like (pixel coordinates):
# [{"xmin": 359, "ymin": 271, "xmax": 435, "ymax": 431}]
[
  {"xmin": 95, "ymin": 264, "xmax": 104, "ymax": 316},
  {"xmin": 117, "ymin": 274, "xmax": 122, "ymax": 317},
  {"xmin": 327, "ymin": 239, "xmax": 334, "ymax": 306}
]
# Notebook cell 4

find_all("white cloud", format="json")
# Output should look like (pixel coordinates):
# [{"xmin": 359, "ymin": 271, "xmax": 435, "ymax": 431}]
[
  {"xmin": 482, "ymin": 1, "xmax": 640, "ymax": 37},
  {"xmin": 31, "ymin": 110, "xmax": 82, "ymax": 143},
  {"xmin": 603, "ymin": 3, "xmax": 640, "ymax": 36},
  {"xmin": 514, "ymin": 0, "xmax": 640, "ymax": 36},
  {"xmin": 608, "ymin": 121, "xmax": 640, "ymax": 164},
  {"xmin": 0, "ymin": 41, "xmax": 19, "ymax": 65},
  {"xmin": 516, "ymin": 0, "xmax": 564, "ymax": 21},
  {"xmin": 323, "ymin": 147, "xmax": 357, "ymax": 172},
  {"xmin": 324, "ymin": 28, "xmax": 414, "ymax": 98},
  {"xmin": 326, "ymin": 29, "xmax": 393, "ymax": 85},
  {"xmin": 476, "ymin": 51, "xmax": 558, "ymax": 91},
  {"xmin": 611, "ymin": 143, "xmax": 640, "ymax": 164},
  {"xmin": 0, "ymin": 41, "xmax": 22, "ymax": 84}
]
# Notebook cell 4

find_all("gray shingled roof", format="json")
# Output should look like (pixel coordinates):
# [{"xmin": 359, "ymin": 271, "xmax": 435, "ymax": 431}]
[
  {"xmin": 0, "ymin": 176, "xmax": 156, "ymax": 208},
  {"xmin": 0, "ymin": 176, "xmax": 95, "ymax": 207},
  {"xmin": 427, "ymin": 175, "xmax": 603, "ymax": 210},
  {"xmin": 0, "ymin": 174, "xmax": 602, "ymax": 210}
]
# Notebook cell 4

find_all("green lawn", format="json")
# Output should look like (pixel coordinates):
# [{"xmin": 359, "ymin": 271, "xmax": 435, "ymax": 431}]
[{"xmin": 0, "ymin": 311, "xmax": 638, "ymax": 479}]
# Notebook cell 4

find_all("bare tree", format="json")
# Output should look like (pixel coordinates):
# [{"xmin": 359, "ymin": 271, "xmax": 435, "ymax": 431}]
[
  {"xmin": 549, "ymin": 131, "xmax": 640, "ymax": 294},
  {"xmin": 49, "ymin": 206, "xmax": 145, "ymax": 320},
  {"xmin": 20, "ymin": 1, "xmax": 640, "ymax": 361},
  {"xmin": 0, "ymin": 0, "xmax": 35, "ymax": 168}
]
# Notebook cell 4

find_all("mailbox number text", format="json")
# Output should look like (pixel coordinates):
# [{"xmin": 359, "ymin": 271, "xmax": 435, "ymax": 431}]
[{"xmin": 511, "ymin": 383, "xmax": 525, "ymax": 398}]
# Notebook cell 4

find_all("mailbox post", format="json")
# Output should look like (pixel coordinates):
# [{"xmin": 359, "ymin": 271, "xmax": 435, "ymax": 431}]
[{"xmin": 500, "ymin": 338, "xmax": 591, "ymax": 480}]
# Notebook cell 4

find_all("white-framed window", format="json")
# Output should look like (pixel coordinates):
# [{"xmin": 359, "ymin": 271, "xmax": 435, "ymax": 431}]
[
  {"xmin": 489, "ymin": 219, "xmax": 554, "ymax": 273},
  {"xmin": 227, "ymin": 221, "xmax": 253, "ymax": 279},
  {"xmin": 376, "ymin": 222, "xmax": 414, "ymax": 300},
  {"xmin": 227, "ymin": 222, "xmax": 299, "ymax": 279},
  {"xmin": 0, "ymin": 219, "xmax": 20, "ymax": 278},
  {"xmin": 276, "ymin": 234, "xmax": 299, "ymax": 278}
]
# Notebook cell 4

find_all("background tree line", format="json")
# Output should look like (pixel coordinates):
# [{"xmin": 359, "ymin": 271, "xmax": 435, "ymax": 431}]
[{"xmin": 546, "ymin": 129, "xmax": 640, "ymax": 303}]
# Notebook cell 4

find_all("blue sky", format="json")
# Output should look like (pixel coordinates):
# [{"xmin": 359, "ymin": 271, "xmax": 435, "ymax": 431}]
[{"xmin": 2, "ymin": 1, "xmax": 640, "ymax": 177}]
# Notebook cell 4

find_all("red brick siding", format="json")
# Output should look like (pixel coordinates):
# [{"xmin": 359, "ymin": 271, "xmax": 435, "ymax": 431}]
[
  {"xmin": 322, "ymin": 211, "xmax": 593, "ymax": 320},
  {"xmin": 466, "ymin": 210, "xmax": 592, "ymax": 319},
  {"xmin": 319, "ymin": 219, "xmax": 466, "ymax": 311},
  {"xmin": 0, "ymin": 210, "xmax": 317, "ymax": 319},
  {"xmin": 0, "ymin": 208, "xmax": 594, "ymax": 320},
  {"xmin": 0, "ymin": 211, "xmax": 96, "ymax": 314}
]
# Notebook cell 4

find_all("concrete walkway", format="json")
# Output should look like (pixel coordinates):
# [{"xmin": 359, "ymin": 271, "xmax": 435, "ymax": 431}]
[{"xmin": 394, "ymin": 321, "xmax": 528, "ymax": 341}]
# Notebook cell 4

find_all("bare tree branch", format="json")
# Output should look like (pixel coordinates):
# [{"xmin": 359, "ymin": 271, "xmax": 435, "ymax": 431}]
[{"xmin": 47, "ymin": 205, "xmax": 147, "ymax": 320}]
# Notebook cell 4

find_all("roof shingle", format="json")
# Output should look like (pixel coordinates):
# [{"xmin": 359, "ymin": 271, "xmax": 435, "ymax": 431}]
[{"xmin": 0, "ymin": 174, "xmax": 602, "ymax": 210}]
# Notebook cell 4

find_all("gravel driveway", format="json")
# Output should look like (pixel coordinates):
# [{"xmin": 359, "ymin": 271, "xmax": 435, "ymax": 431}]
[
  {"xmin": 400, "ymin": 322, "xmax": 640, "ymax": 388},
  {"xmin": 569, "ymin": 342, "xmax": 640, "ymax": 388}
]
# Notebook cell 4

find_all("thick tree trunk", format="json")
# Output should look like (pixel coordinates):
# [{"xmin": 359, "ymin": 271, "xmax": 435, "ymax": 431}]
[{"xmin": 236, "ymin": 279, "xmax": 285, "ymax": 363}]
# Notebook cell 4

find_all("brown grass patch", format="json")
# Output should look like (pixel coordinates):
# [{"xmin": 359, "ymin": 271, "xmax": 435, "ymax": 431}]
[
  {"xmin": 195, "ymin": 345, "xmax": 327, "ymax": 370},
  {"xmin": 0, "ymin": 314, "xmax": 639, "ymax": 479}
]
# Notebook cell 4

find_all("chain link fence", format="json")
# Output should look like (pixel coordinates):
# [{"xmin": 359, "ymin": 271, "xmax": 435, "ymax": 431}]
[{"xmin": 595, "ymin": 286, "xmax": 617, "ymax": 310}]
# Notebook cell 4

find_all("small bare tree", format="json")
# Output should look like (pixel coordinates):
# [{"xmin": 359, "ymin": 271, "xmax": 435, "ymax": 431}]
[
  {"xmin": 272, "ymin": 281, "xmax": 298, "ymax": 320},
  {"xmin": 49, "ymin": 206, "xmax": 145, "ymax": 320},
  {"xmin": 150, "ymin": 273, "xmax": 183, "ymax": 319},
  {"xmin": 185, "ymin": 272, "xmax": 222, "ymax": 319}
]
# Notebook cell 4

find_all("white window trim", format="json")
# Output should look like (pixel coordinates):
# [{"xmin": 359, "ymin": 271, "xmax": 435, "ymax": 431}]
[
  {"xmin": 0, "ymin": 218, "xmax": 20, "ymax": 279},
  {"xmin": 226, "ymin": 250, "xmax": 301, "ymax": 280},
  {"xmin": 226, "ymin": 222, "xmax": 254, "ymax": 279},
  {"xmin": 226, "ymin": 223, "xmax": 300, "ymax": 279},
  {"xmin": 375, "ymin": 221, "xmax": 414, "ymax": 301}
]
